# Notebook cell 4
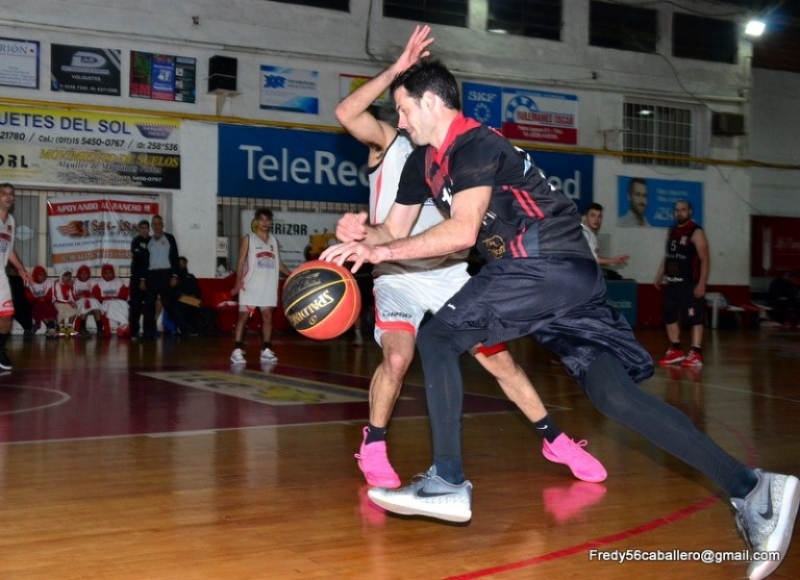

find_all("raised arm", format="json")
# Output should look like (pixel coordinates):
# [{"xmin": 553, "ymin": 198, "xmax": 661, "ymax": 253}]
[{"xmin": 335, "ymin": 25, "xmax": 433, "ymax": 162}]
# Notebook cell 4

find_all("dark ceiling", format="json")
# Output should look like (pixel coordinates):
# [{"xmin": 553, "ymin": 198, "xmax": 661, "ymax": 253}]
[{"xmin": 720, "ymin": 0, "xmax": 800, "ymax": 72}]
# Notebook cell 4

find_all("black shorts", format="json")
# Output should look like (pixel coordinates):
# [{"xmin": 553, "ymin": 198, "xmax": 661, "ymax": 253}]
[
  {"xmin": 435, "ymin": 257, "xmax": 654, "ymax": 385},
  {"xmin": 663, "ymin": 281, "xmax": 705, "ymax": 326}
]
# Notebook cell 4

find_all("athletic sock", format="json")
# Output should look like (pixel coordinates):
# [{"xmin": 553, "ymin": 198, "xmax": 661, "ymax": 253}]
[
  {"xmin": 532, "ymin": 415, "xmax": 563, "ymax": 443},
  {"xmin": 671, "ymin": 342, "xmax": 682, "ymax": 350},
  {"xmin": 364, "ymin": 423, "xmax": 387, "ymax": 444},
  {"xmin": 262, "ymin": 341, "xmax": 272, "ymax": 351},
  {"xmin": 234, "ymin": 341, "xmax": 245, "ymax": 350}
]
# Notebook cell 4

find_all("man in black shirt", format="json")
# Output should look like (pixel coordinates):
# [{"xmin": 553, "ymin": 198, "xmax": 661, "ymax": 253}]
[{"xmin": 128, "ymin": 219, "xmax": 150, "ymax": 339}]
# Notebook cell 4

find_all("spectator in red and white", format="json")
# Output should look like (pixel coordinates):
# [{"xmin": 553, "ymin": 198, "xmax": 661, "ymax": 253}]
[
  {"xmin": 24, "ymin": 265, "xmax": 58, "ymax": 339},
  {"xmin": 53, "ymin": 269, "xmax": 78, "ymax": 337},
  {"xmin": 93, "ymin": 264, "xmax": 129, "ymax": 337},
  {"xmin": 74, "ymin": 265, "xmax": 104, "ymax": 337}
]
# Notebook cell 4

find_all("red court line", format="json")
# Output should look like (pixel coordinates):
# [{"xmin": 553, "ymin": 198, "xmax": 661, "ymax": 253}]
[{"xmin": 444, "ymin": 494, "xmax": 719, "ymax": 580}]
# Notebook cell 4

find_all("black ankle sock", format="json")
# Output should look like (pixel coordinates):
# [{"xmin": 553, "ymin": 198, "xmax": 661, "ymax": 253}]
[
  {"xmin": 730, "ymin": 468, "xmax": 759, "ymax": 499},
  {"xmin": 365, "ymin": 424, "xmax": 387, "ymax": 444},
  {"xmin": 671, "ymin": 342, "xmax": 682, "ymax": 350},
  {"xmin": 235, "ymin": 341, "xmax": 244, "ymax": 350},
  {"xmin": 532, "ymin": 415, "xmax": 563, "ymax": 443},
  {"xmin": 262, "ymin": 341, "xmax": 272, "ymax": 350},
  {"xmin": 690, "ymin": 346, "xmax": 703, "ymax": 353}
]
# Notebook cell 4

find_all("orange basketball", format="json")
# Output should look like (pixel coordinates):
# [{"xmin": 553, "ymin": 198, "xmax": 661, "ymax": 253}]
[{"xmin": 282, "ymin": 260, "xmax": 362, "ymax": 340}]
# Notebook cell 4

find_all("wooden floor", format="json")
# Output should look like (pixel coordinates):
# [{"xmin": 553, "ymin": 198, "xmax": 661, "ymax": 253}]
[{"xmin": 1, "ymin": 325, "xmax": 799, "ymax": 579}]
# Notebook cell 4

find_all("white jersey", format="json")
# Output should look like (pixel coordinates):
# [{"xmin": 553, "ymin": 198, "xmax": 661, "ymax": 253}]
[
  {"xmin": 95, "ymin": 277, "xmax": 126, "ymax": 300},
  {"xmin": 369, "ymin": 133, "xmax": 466, "ymax": 276},
  {"xmin": 239, "ymin": 232, "xmax": 281, "ymax": 308},
  {"xmin": 0, "ymin": 213, "xmax": 14, "ymax": 269}
]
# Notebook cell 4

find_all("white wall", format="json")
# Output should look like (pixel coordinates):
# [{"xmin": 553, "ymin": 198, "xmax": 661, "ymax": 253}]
[{"xmin": 2, "ymin": 0, "xmax": 793, "ymax": 284}]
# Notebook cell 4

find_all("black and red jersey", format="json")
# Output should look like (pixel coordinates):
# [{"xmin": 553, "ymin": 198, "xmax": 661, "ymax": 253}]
[
  {"xmin": 663, "ymin": 220, "xmax": 702, "ymax": 283},
  {"xmin": 396, "ymin": 114, "xmax": 590, "ymax": 263}
]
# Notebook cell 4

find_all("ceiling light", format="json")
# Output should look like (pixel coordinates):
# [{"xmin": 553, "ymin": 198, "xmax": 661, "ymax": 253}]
[{"xmin": 745, "ymin": 19, "xmax": 766, "ymax": 37}]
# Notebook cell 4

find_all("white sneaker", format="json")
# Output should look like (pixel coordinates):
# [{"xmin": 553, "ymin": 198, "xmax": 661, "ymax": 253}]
[
  {"xmin": 260, "ymin": 347, "xmax": 278, "ymax": 362},
  {"xmin": 230, "ymin": 348, "xmax": 246, "ymax": 364},
  {"xmin": 367, "ymin": 466, "xmax": 472, "ymax": 523}
]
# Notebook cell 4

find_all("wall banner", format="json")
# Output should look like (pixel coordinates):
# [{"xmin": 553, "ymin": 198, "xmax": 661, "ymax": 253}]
[
  {"xmin": 0, "ymin": 38, "xmax": 39, "ymax": 89},
  {"xmin": 259, "ymin": 65, "xmax": 319, "ymax": 114},
  {"xmin": 0, "ymin": 104, "xmax": 180, "ymax": 189},
  {"xmin": 130, "ymin": 51, "xmax": 197, "ymax": 103},
  {"xmin": 218, "ymin": 124, "xmax": 368, "ymax": 204},
  {"xmin": 527, "ymin": 150, "xmax": 595, "ymax": 214},
  {"xmin": 617, "ymin": 176, "xmax": 703, "ymax": 228},
  {"xmin": 47, "ymin": 195, "xmax": 159, "ymax": 272},
  {"xmin": 51, "ymin": 44, "xmax": 121, "ymax": 95},
  {"xmin": 463, "ymin": 81, "xmax": 578, "ymax": 145}
]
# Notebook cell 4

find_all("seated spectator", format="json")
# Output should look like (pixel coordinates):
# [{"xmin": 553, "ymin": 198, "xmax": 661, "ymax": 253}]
[
  {"xmin": 53, "ymin": 269, "xmax": 78, "ymax": 337},
  {"xmin": 170, "ymin": 256, "xmax": 203, "ymax": 336},
  {"xmin": 93, "ymin": 264, "xmax": 129, "ymax": 338},
  {"xmin": 768, "ymin": 270, "xmax": 799, "ymax": 327},
  {"xmin": 7, "ymin": 263, "xmax": 35, "ymax": 340},
  {"xmin": 25, "ymin": 266, "xmax": 58, "ymax": 339},
  {"xmin": 74, "ymin": 265, "xmax": 104, "ymax": 337}
]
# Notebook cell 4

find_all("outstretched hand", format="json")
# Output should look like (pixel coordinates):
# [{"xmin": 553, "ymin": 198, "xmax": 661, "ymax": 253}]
[
  {"xmin": 395, "ymin": 25, "xmax": 434, "ymax": 73},
  {"xmin": 320, "ymin": 240, "xmax": 384, "ymax": 274}
]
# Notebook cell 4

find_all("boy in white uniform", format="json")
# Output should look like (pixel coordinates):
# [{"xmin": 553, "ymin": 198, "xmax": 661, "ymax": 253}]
[
  {"xmin": 230, "ymin": 207, "xmax": 292, "ymax": 364},
  {"xmin": 0, "ymin": 183, "xmax": 32, "ymax": 370}
]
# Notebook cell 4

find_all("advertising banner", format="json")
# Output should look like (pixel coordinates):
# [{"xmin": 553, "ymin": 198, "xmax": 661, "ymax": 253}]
[
  {"xmin": 463, "ymin": 81, "xmax": 578, "ymax": 145},
  {"xmin": 218, "ymin": 124, "xmax": 368, "ymax": 204},
  {"xmin": 0, "ymin": 38, "xmax": 39, "ymax": 89},
  {"xmin": 47, "ymin": 195, "xmax": 159, "ymax": 272},
  {"xmin": 51, "ymin": 44, "xmax": 121, "ymax": 95},
  {"xmin": 130, "ymin": 51, "xmax": 196, "ymax": 103},
  {"xmin": 617, "ymin": 176, "xmax": 703, "ymax": 228},
  {"xmin": 259, "ymin": 65, "xmax": 319, "ymax": 114},
  {"xmin": 528, "ymin": 150, "xmax": 595, "ymax": 214},
  {"xmin": 0, "ymin": 104, "xmax": 180, "ymax": 189}
]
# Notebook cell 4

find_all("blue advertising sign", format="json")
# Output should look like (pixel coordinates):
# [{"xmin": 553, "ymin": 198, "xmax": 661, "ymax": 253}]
[
  {"xmin": 617, "ymin": 176, "xmax": 703, "ymax": 228},
  {"xmin": 527, "ymin": 150, "xmax": 595, "ymax": 214},
  {"xmin": 218, "ymin": 124, "xmax": 369, "ymax": 204},
  {"xmin": 462, "ymin": 82, "xmax": 503, "ymax": 129}
]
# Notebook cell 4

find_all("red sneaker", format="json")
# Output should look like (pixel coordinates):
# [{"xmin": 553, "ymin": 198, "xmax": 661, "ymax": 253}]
[
  {"xmin": 542, "ymin": 434, "xmax": 607, "ymax": 483},
  {"xmin": 658, "ymin": 347, "xmax": 686, "ymax": 365},
  {"xmin": 680, "ymin": 350, "xmax": 703, "ymax": 368},
  {"xmin": 355, "ymin": 427, "xmax": 401, "ymax": 488}
]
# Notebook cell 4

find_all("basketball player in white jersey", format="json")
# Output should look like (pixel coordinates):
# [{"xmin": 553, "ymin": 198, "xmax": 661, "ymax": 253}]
[
  {"xmin": 0, "ymin": 183, "xmax": 32, "ymax": 370},
  {"xmin": 230, "ymin": 207, "xmax": 292, "ymax": 364},
  {"xmin": 335, "ymin": 26, "xmax": 605, "ymax": 488}
]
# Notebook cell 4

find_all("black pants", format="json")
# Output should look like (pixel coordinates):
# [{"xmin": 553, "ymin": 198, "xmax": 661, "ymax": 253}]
[
  {"xmin": 129, "ymin": 281, "xmax": 146, "ymax": 337},
  {"xmin": 143, "ymin": 270, "xmax": 175, "ymax": 338}
]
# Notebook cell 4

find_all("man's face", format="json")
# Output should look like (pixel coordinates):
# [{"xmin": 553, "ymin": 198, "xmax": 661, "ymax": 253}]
[
  {"xmin": 674, "ymin": 202, "xmax": 692, "ymax": 225},
  {"xmin": 629, "ymin": 182, "xmax": 648, "ymax": 217},
  {"xmin": 77, "ymin": 269, "xmax": 89, "ymax": 282},
  {"xmin": 394, "ymin": 87, "xmax": 433, "ymax": 146},
  {"xmin": 0, "ymin": 186, "xmax": 15, "ymax": 211},
  {"xmin": 138, "ymin": 223, "xmax": 150, "ymax": 238},
  {"xmin": 102, "ymin": 268, "xmax": 114, "ymax": 281},
  {"xmin": 585, "ymin": 208, "xmax": 603, "ymax": 231},
  {"xmin": 152, "ymin": 218, "xmax": 164, "ymax": 236}
]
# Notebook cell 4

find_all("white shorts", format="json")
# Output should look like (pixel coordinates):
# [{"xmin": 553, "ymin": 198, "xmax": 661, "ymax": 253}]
[
  {"xmin": 77, "ymin": 296, "xmax": 102, "ymax": 315},
  {"xmin": 0, "ymin": 275, "xmax": 13, "ymax": 317},
  {"xmin": 372, "ymin": 261, "xmax": 470, "ymax": 346}
]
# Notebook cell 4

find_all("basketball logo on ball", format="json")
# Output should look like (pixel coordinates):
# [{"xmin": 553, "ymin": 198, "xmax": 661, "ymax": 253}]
[{"xmin": 282, "ymin": 260, "xmax": 361, "ymax": 340}]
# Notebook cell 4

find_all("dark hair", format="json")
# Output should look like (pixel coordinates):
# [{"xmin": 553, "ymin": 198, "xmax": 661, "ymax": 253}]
[
  {"xmin": 675, "ymin": 199, "xmax": 692, "ymax": 211},
  {"xmin": 628, "ymin": 178, "xmax": 647, "ymax": 196},
  {"xmin": 586, "ymin": 203, "xmax": 604, "ymax": 213},
  {"xmin": 0, "ymin": 182, "xmax": 14, "ymax": 193},
  {"xmin": 255, "ymin": 207, "xmax": 274, "ymax": 220},
  {"xmin": 390, "ymin": 58, "xmax": 461, "ymax": 110},
  {"xmin": 137, "ymin": 219, "xmax": 150, "ymax": 228}
]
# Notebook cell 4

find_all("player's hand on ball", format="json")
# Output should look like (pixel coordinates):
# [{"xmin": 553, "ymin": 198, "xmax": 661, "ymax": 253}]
[
  {"xmin": 321, "ymin": 240, "xmax": 381, "ymax": 273},
  {"xmin": 335, "ymin": 211, "xmax": 368, "ymax": 243}
]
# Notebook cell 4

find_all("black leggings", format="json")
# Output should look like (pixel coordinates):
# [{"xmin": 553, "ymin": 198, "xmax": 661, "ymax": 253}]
[{"xmin": 417, "ymin": 317, "xmax": 750, "ymax": 496}]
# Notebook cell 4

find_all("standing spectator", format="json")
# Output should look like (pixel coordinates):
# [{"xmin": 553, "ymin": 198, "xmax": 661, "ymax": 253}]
[
  {"xmin": 25, "ymin": 265, "xmax": 58, "ymax": 338},
  {"xmin": 582, "ymin": 203, "xmax": 629, "ymax": 267},
  {"xmin": 654, "ymin": 200, "xmax": 710, "ymax": 368},
  {"xmin": 7, "ymin": 263, "xmax": 35, "ymax": 340},
  {"xmin": 93, "ymin": 264, "xmax": 129, "ymax": 337},
  {"xmin": 53, "ymin": 269, "xmax": 78, "ymax": 337},
  {"xmin": 0, "ymin": 183, "xmax": 32, "ymax": 369},
  {"xmin": 74, "ymin": 265, "xmax": 103, "ymax": 337},
  {"xmin": 618, "ymin": 178, "xmax": 650, "ymax": 227},
  {"xmin": 142, "ymin": 215, "xmax": 179, "ymax": 340},
  {"xmin": 767, "ymin": 270, "xmax": 799, "ymax": 327},
  {"xmin": 230, "ymin": 208, "xmax": 291, "ymax": 364},
  {"xmin": 129, "ymin": 219, "xmax": 150, "ymax": 339}
]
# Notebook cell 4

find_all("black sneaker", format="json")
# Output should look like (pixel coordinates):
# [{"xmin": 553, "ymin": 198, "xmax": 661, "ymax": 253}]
[{"xmin": 0, "ymin": 350, "xmax": 12, "ymax": 371}]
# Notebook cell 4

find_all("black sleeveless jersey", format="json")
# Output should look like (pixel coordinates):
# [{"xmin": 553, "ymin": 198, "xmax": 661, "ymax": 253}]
[
  {"xmin": 664, "ymin": 220, "xmax": 702, "ymax": 283},
  {"xmin": 396, "ymin": 114, "xmax": 591, "ymax": 263}
]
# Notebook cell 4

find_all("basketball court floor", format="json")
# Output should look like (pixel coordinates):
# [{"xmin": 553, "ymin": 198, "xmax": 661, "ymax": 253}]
[{"xmin": 0, "ymin": 325, "xmax": 799, "ymax": 579}]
